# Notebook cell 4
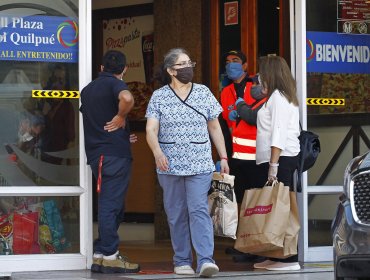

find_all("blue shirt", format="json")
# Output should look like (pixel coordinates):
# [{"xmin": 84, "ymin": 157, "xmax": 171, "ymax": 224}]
[
  {"xmin": 80, "ymin": 72, "xmax": 131, "ymax": 163},
  {"xmin": 146, "ymin": 83, "xmax": 222, "ymax": 175}
]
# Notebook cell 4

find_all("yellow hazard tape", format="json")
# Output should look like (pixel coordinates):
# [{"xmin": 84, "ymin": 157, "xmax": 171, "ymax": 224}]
[
  {"xmin": 304, "ymin": 263, "xmax": 333, "ymax": 268},
  {"xmin": 306, "ymin": 98, "xmax": 345, "ymax": 106},
  {"xmin": 32, "ymin": 90, "xmax": 80, "ymax": 98}
]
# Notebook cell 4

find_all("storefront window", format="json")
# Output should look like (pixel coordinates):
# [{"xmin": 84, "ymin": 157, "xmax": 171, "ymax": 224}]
[
  {"xmin": 305, "ymin": 0, "xmax": 369, "ymax": 250},
  {"xmin": 306, "ymin": 0, "xmax": 369, "ymax": 187},
  {"xmin": 0, "ymin": 1, "xmax": 79, "ymax": 186},
  {"xmin": 0, "ymin": 196, "xmax": 80, "ymax": 255},
  {"xmin": 307, "ymin": 194, "xmax": 338, "ymax": 246},
  {"xmin": 0, "ymin": 0, "xmax": 84, "ymax": 265}
]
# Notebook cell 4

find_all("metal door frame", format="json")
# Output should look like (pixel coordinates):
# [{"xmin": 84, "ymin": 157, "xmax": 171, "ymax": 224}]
[
  {"xmin": 0, "ymin": 0, "xmax": 92, "ymax": 273},
  {"xmin": 291, "ymin": 0, "xmax": 339, "ymax": 262}
]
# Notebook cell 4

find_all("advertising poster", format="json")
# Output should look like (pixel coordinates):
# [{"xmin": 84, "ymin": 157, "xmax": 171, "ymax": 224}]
[
  {"xmin": 0, "ymin": 15, "xmax": 78, "ymax": 63},
  {"xmin": 103, "ymin": 15, "xmax": 154, "ymax": 120},
  {"xmin": 306, "ymin": 31, "xmax": 369, "ymax": 74},
  {"xmin": 337, "ymin": 0, "xmax": 369, "ymax": 20},
  {"xmin": 306, "ymin": 31, "xmax": 369, "ymax": 114},
  {"xmin": 224, "ymin": 1, "xmax": 239, "ymax": 26},
  {"xmin": 337, "ymin": 0, "xmax": 370, "ymax": 34}
]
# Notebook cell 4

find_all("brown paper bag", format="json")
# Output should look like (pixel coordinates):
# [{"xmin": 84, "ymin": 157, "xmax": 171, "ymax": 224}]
[
  {"xmin": 256, "ymin": 191, "xmax": 300, "ymax": 258},
  {"xmin": 234, "ymin": 180, "xmax": 290, "ymax": 254}
]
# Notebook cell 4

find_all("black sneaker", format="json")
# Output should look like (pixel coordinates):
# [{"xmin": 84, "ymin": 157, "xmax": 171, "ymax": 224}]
[
  {"xmin": 225, "ymin": 247, "xmax": 245, "ymax": 255},
  {"xmin": 233, "ymin": 254, "xmax": 266, "ymax": 263},
  {"xmin": 224, "ymin": 247, "xmax": 263, "ymax": 262},
  {"xmin": 91, "ymin": 257, "xmax": 102, "ymax": 273},
  {"xmin": 100, "ymin": 254, "xmax": 140, "ymax": 274}
]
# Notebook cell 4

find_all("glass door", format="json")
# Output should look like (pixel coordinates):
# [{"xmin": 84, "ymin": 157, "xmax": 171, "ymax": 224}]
[
  {"xmin": 0, "ymin": 0, "xmax": 92, "ymax": 274},
  {"xmin": 293, "ymin": 0, "xmax": 370, "ymax": 262}
]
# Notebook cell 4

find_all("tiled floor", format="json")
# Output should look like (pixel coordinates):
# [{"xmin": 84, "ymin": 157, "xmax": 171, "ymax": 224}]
[
  {"xmin": 8, "ymin": 239, "xmax": 335, "ymax": 280},
  {"xmin": 9, "ymin": 267, "xmax": 335, "ymax": 280},
  {"xmin": 10, "ymin": 270, "xmax": 334, "ymax": 280}
]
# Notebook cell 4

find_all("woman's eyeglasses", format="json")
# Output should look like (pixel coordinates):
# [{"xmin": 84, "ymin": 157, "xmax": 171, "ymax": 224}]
[{"xmin": 172, "ymin": 61, "xmax": 196, "ymax": 68}]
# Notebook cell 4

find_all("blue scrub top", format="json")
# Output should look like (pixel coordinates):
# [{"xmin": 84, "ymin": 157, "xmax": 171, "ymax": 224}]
[{"xmin": 146, "ymin": 83, "xmax": 222, "ymax": 175}]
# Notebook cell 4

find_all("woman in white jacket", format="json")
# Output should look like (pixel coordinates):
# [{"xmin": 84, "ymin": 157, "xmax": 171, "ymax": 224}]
[{"xmin": 235, "ymin": 55, "xmax": 301, "ymax": 271}]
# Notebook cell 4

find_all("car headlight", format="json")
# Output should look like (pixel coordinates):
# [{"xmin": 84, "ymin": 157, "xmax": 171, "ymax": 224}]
[
  {"xmin": 343, "ymin": 157, "xmax": 358, "ymax": 197},
  {"xmin": 343, "ymin": 154, "xmax": 367, "ymax": 197}
]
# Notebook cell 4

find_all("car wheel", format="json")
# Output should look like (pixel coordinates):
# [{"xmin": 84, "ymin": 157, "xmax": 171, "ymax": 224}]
[
  {"xmin": 333, "ymin": 251, "xmax": 342, "ymax": 280},
  {"xmin": 334, "ymin": 265, "xmax": 344, "ymax": 280}
]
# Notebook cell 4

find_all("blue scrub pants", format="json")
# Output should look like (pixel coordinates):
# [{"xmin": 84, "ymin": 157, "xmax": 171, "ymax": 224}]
[
  {"xmin": 158, "ymin": 172, "xmax": 215, "ymax": 271},
  {"xmin": 90, "ymin": 155, "xmax": 132, "ymax": 256}
]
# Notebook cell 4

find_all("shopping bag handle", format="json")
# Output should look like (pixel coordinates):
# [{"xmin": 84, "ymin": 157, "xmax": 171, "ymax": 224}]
[
  {"xmin": 264, "ymin": 180, "xmax": 279, "ymax": 187},
  {"xmin": 213, "ymin": 172, "xmax": 224, "ymax": 180}
]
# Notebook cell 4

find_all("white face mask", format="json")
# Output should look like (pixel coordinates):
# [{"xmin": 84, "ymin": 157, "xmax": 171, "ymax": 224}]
[
  {"xmin": 18, "ymin": 131, "xmax": 33, "ymax": 142},
  {"xmin": 258, "ymin": 74, "xmax": 267, "ymax": 91},
  {"xmin": 120, "ymin": 68, "xmax": 127, "ymax": 80},
  {"xmin": 258, "ymin": 75, "xmax": 263, "ymax": 85}
]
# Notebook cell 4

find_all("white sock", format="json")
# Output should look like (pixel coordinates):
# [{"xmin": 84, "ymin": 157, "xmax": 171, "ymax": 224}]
[
  {"xmin": 103, "ymin": 251, "xmax": 119, "ymax": 260},
  {"xmin": 93, "ymin": 253, "xmax": 103, "ymax": 259}
]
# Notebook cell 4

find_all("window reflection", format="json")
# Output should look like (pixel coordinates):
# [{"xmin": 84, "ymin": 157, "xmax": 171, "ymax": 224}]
[
  {"xmin": 0, "ymin": 1, "xmax": 78, "ymax": 18},
  {"xmin": 0, "ymin": 62, "xmax": 79, "ymax": 186},
  {"xmin": 305, "ymin": 0, "xmax": 370, "ymax": 190},
  {"xmin": 0, "ymin": 1, "xmax": 80, "ymax": 186},
  {"xmin": 0, "ymin": 196, "xmax": 79, "ymax": 255},
  {"xmin": 307, "ymin": 73, "xmax": 369, "ymax": 115},
  {"xmin": 308, "ymin": 194, "xmax": 339, "ymax": 246}
]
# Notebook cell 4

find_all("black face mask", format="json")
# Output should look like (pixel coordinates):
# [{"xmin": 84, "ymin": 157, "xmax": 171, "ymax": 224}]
[{"xmin": 174, "ymin": 67, "xmax": 194, "ymax": 84}]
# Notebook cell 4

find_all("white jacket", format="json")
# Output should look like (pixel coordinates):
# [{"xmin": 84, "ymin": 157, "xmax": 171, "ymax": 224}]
[{"xmin": 256, "ymin": 89, "xmax": 300, "ymax": 165}]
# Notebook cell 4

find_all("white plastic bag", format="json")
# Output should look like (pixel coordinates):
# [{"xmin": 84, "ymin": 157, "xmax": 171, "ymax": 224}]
[{"xmin": 208, "ymin": 172, "xmax": 238, "ymax": 239}]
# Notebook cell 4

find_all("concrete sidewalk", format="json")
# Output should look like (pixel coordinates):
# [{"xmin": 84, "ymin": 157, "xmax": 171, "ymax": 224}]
[{"xmin": 8, "ymin": 263, "xmax": 334, "ymax": 280}]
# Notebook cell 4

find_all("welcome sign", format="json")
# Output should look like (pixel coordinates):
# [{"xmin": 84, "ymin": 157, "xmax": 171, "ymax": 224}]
[
  {"xmin": 0, "ymin": 15, "xmax": 78, "ymax": 63},
  {"xmin": 306, "ymin": 31, "xmax": 369, "ymax": 74}
]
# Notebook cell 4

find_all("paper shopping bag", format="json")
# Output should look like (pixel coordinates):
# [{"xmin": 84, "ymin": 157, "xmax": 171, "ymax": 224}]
[
  {"xmin": 256, "ymin": 191, "xmax": 300, "ymax": 258},
  {"xmin": 0, "ymin": 213, "xmax": 13, "ymax": 255},
  {"xmin": 43, "ymin": 200, "xmax": 70, "ymax": 252},
  {"xmin": 13, "ymin": 211, "xmax": 39, "ymax": 254},
  {"xmin": 208, "ymin": 172, "xmax": 238, "ymax": 239},
  {"xmin": 234, "ymin": 180, "xmax": 290, "ymax": 254}
]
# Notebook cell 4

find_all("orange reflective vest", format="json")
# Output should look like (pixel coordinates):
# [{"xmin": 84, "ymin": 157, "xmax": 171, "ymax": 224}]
[{"xmin": 221, "ymin": 82, "xmax": 266, "ymax": 160}]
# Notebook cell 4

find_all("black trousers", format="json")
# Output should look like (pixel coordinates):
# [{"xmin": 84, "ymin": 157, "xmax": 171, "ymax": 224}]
[
  {"xmin": 258, "ymin": 155, "xmax": 299, "ymax": 191},
  {"xmin": 90, "ymin": 156, "xmax": 132, "ymax": 256},
  {"xmin": 230, "ymin": 158, "xmax": 269, "ymax": 204}
]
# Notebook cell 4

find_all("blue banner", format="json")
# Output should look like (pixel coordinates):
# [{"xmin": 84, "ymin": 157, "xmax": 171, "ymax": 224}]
[
  {"xmin": 0, "ymin": 15, "xmax": 78, "ymax": 63},
  {"xmin": 306, "ymin": 31, "xmax": 369, "ymax": 74}
]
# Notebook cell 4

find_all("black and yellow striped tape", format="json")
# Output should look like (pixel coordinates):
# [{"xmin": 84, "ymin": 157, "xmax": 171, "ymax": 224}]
[
  {"xmin": 306, "ymin": 98, "xmax": 345, "ymax": 106},
  {"xmin": 32, "ymin": 90, "xmax": 80, "ymax": 98}
]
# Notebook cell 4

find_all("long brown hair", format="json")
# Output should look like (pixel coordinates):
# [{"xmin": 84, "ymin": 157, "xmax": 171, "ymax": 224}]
[{"xmin": 258, "ymin": 56, "xmax": 299, "ymax": 106}]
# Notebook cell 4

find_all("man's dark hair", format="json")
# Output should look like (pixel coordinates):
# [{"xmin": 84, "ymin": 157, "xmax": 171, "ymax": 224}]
[
  {"xmin": 102, "ymin": 50, "xmax": 126, "ymax": 74},
  {"xmin": 224, "ymin": 50, "xmax": 247, "ymax": 64}
]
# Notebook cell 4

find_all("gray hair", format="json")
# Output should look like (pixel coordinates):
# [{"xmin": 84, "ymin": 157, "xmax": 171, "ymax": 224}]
[
  {"xmin": 153, "ymin": 48, "xmax": 189, "ymax": 85},
  {"xmin": 163, "ymin": 48, "xmax": 189, "ymax": 70}
]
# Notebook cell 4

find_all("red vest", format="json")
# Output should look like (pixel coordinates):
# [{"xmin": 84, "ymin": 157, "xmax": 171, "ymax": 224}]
[{"xmin": 220, "ymin": 82, "xmax": 266, "ymax": 160}]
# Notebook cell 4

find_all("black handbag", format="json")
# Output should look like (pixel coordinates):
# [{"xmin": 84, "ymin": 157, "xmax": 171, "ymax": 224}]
[{"xmin": 296, "ymin": 124, "xmax": 321, "ymax": 192}]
